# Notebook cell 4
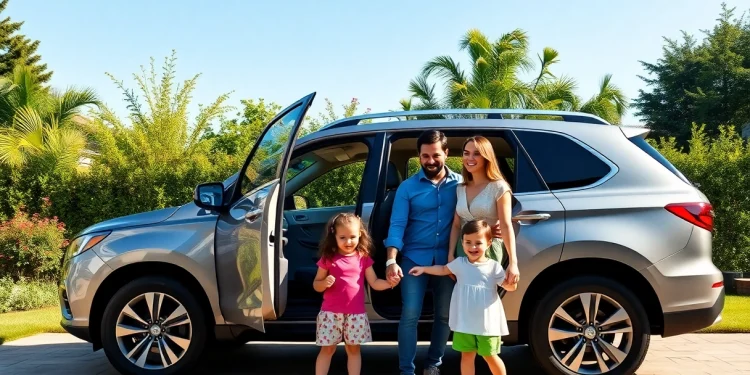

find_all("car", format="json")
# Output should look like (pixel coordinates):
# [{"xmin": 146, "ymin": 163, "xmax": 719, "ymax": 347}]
[{"xmin": 59, "ymin": 92, "xmax": 724, "ymax": 375}]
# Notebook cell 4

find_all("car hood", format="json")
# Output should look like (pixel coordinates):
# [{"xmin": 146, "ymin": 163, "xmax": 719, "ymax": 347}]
[{"xmin": 77, "ymin": 206, "xmax": 182, "ymax": 237}]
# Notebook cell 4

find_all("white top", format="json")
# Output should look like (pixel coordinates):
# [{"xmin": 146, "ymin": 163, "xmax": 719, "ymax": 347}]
[
  {"xmin": 456, "ymin": 179, "xmax": 511, "ymax": 226},
  {"xmin": 446, "ymin": 256, "xmax": 509, "ymax": 337}
]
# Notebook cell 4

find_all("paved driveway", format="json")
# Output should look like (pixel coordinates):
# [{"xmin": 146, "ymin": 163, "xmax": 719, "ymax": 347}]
[{"xmin": 1, "ymin": 333, "xmax": 749, "ymax": 374}]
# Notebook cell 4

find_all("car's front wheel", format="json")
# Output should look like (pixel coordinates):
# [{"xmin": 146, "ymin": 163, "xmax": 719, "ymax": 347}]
[
  {"xmin": 101, "ymin": 276, "xmax": 207, "ymax": 375},
  {"xmin": 529, "ymin": 276, "xmax": 650, "ymax": 375}
]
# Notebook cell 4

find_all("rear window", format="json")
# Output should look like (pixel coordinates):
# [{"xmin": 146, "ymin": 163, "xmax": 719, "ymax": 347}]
[
  {"xmin": 628, "ymin": 136, "xmax": 691, "ymax": 185},
  {"xmin": 514, "ymin": 130, "xmax": 612, "ymax": 190}
]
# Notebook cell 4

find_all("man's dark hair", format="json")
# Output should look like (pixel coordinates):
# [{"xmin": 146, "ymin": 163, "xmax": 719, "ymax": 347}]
[{"xmin": 416, "ymin": 130, "xmax": 448, "ymax": 153}]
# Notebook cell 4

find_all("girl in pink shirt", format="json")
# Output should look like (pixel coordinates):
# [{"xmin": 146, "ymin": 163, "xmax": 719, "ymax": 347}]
[{"xmin": 313, "ymin": 213, "xmax": 395, "ymax": 375}]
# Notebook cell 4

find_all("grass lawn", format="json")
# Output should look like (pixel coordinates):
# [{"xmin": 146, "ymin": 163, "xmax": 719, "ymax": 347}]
[
  {"xmin": 0, "ymin": 295, "xmax": 747, "ymax": 344},
  {"xmin": 0, "ymin": 306, "xmax": 65, "ymax": 344},
  {"xmin": 698, "ymin": 295, "xmax": 750, "ymax": 333}
]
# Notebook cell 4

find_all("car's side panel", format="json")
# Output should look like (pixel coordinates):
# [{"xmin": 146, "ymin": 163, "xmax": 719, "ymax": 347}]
[
  {"xmin": 93, "ymin": 207, "xmax": 225, "ymax": 325},
  {"xmin": 557, "ymin": 189, "xmax": 698, "ymax": 267},
  {"xmin": 502, "ymin": 192, "xmax": 566, "ymax": 321}
]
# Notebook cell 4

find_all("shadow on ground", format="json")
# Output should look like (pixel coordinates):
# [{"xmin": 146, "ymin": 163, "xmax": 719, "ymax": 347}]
[
  {"xmin": 0, "ymin": 340, "xmax": 544, "ymax": 374},
  {"xmin": 200, "ymin": 342, "xmax": 545, "ymax": 374}
]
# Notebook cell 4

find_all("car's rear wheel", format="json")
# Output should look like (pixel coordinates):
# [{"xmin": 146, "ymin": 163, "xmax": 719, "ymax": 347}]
[
  {"xmin": 529, "ymin": 276, "xmax": 650, "ymax": 375},
  {"xmin": 101, "ymin": 276, "xmax": 207, "ymax": 375}
]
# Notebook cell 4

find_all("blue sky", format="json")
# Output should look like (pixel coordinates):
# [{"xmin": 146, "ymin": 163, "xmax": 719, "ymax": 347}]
[{"xmin": 7, "ymin": 0, "xmax": 747, "ymax": 126}]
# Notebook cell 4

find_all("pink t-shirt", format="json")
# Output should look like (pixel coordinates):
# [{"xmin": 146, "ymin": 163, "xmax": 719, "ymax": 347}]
[{"xmin": 317, "ymin": 253, "xmax": 374, "ymax": 314}]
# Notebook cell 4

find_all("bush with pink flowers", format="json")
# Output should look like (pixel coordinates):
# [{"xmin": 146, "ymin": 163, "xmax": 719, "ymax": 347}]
[{"xmin": 0, "ymin": 198, "xmax": 68, "ymax": 281}]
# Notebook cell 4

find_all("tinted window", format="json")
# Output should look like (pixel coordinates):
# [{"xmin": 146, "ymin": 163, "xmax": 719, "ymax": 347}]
[
  {"xmin": 514, "ymin": 131, "xmax": 611, "ymax": 190},
  {"xmin": 629, "ymin": 136, "xmax": 691, "ymax": 185},
  {"xmin": 514, "ymin": 151, "xmax": 547, "ymax": 193}
]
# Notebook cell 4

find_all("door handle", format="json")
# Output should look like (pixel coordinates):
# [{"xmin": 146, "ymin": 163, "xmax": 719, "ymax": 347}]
[
  {"xmin": 512, "ymin": 213, "xmax": 551, "ymax": 222},
  {"xmin": 294, "ymin": 214, "xmax": 308, "ymax": 221},
  {"xmin": 244, "ymin": 209, "xmax": 263, "ymax": 223},
  {"xmin": 270, "ymin": 232, "xmax": 288, "ymax": 246}
]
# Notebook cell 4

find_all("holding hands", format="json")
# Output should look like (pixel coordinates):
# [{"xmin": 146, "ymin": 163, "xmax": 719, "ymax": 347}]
[
  {"xmin": 386, "ymin": 263, "xmax": 403, "ymax": 287},
  {"xmin": 505, "ymin": 262, "xmax": 520, "ymax": 285}
]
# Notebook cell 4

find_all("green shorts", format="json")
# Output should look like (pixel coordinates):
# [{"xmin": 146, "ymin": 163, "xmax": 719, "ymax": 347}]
[{"xmin": 452, "ymin": 331, "xmax": 502, "ymax": 356}]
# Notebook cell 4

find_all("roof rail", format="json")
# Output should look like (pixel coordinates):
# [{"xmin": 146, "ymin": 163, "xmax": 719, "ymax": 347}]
[{"xmin": 319, "ymin": 108, "xmax": 610, "ymax": 130}]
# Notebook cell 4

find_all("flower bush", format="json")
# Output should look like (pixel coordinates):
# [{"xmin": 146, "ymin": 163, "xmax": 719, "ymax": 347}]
[{"xmin": 0, "ymin": 198, "xmax": 68, "ymax": 281}]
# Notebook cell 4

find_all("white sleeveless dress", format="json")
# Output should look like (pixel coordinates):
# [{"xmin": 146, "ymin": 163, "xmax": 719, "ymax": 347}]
[{"xmin": 455, "ymin": 179, "xmax": 511, "ymax": 261}]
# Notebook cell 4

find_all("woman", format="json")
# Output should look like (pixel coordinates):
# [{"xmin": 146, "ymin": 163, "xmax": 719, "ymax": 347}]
[{"xmin": 448, "ymin": 136, "xmax": 520, "ymax": 284}]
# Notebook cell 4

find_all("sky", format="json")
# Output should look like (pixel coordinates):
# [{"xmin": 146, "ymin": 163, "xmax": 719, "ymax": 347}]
[{"xmin": 7, "ymin": 0, "xmax": 748, "ymax": 127}]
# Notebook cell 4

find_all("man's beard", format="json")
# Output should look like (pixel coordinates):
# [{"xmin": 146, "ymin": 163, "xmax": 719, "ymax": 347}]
[{"xmin": 422, "ymin": 162, "xmax": 444, "ymax": 179}]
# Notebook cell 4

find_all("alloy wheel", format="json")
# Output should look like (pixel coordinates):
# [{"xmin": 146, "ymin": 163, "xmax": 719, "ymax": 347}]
[
  {"xmin": 547, "ymin": 292, "xmax": 633, "ymax": 374},
  {"xmin": 115, "ymin": 292, "xmax": 192, "ymax": 370}
]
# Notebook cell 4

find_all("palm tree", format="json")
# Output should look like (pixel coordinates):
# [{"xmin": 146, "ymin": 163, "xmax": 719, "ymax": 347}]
[
  {"xmin": 0, "ymin": 64, "xmax": 99, "ymax": 172},
  {"xmin": 576, "ymin": 74, "xmax": 628, "ymax": 124},
  {"xmin": 401, "ymin": 29, "xmax": 628, "ymax": 124}
]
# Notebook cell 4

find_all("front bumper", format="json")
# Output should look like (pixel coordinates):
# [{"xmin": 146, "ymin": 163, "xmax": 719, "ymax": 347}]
[
  {"xmin": 61, "ymin": 319, "xmax": 92, "ymax": 342},
  {"xmin": 58, "ymin": 247, "xmax": 112, "ymax": 344},
  {"xmin": 662, "ymin": 288, "xmax": 724, "ymax": 337}
]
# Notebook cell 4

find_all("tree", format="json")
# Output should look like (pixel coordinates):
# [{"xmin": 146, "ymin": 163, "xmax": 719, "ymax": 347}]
[
  {"xmin": 403, "ymin": 29, "xmax": 628, "ymax": 124},
  {"xmin": 303, "ymin": 97, "xmax": 371, "ymax": 135},
  {"xmin": 0, "ymin": 0, "xmax": 52, "ymax": 84},
  {"xmin": 202, "ymin": 98, "xmax": 281, "ymax": 157},
  {"xmin": 0, "ymin": 64, "xmax": 99, "ymax": 172},
  {"xmin": 633, "ymin": 3, "xmax": 750, "ymax": 144},
  {"xmin": 89, "ymin": 50, "xmax": 232, "ymax": 169}
]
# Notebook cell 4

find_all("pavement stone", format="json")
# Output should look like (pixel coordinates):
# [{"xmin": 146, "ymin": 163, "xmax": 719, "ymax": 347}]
[{"xmin": 0, "ymin": 333, "xmax": 748, "ymax": 374}]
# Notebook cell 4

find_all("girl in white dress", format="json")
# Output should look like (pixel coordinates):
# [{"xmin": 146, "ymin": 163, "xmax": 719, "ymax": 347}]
[
  {"xmin": 448, "ymin": 136, "xmax": 520, "ymax": 285},
  {"xmin": 409, "ymin": 220, "xmax": 517, "ymax": 375}
]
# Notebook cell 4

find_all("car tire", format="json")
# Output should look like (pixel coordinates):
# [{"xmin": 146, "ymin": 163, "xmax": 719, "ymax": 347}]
[
  {"xmin": 529, "ymin": 276, "xmax": 650, "ymax": 375},
  {"xmin": 100, "ymin": 276, "xmax": 207, "ymax": 375}
]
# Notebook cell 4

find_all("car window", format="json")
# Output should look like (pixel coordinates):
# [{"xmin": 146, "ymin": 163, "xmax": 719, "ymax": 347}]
[
  {"xmin": 240, "ymin": 105, "xmax": 305, "ymax": 195},
  {"xmin": 514, "ymin": 130, "xmax": 611, "ymax": 191},
  {"xmin": 514, "ymin": 150, "xmax": 547, "ymax": 193},
  {"xmin": 296, "ymin": 161, "xmax": 365, "ymax": 209},
  {"xmin": 406, "ymin": 157, "xmax": 463, "ymax": 178},
  {"xmin": 629, "ymin": 136, "xmax": 691, "ymax": 185},
  {"xmin": 286, "ymin": 157, "xmax": 315, "ymax": 181}
]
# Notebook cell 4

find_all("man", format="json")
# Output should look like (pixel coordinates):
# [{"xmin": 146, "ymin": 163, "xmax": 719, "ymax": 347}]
[{"xmin": 384, "ymin": 130, "xmax": 460, "ymax": 375}]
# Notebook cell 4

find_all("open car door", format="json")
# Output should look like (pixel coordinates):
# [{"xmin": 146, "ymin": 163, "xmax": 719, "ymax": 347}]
[{"xmin": 215, "ymin": 92, "xmax": 316, "ymax": 332}]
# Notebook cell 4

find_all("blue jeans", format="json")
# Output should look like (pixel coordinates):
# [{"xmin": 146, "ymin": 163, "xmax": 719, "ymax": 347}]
[{"xmin": 398, "ymin": 256, "xmax": 455, "ymax": 375}]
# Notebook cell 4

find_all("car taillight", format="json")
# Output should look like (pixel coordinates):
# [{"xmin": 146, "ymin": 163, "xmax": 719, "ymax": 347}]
[{"xmin": 665, "ymin": 202, "xmax": 714, "ymax": 232}]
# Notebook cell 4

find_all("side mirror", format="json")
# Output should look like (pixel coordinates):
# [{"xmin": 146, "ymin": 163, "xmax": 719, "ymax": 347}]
[
  {"xmin": 194, "ymin": 182, "xmax": 225, "ymax": 211},
  {"xmin": 293, "ymin": 195, "xmax": 308, "ymax": 210}
]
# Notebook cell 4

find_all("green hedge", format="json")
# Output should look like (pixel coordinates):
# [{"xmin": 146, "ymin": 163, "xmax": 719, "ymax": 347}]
[{"xmin": 0, "ymin": 277, "xmax": 58, "ymax": 313}]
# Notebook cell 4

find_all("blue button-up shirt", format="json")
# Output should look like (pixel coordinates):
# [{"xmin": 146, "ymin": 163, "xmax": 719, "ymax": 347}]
[{"xmin": 384, "ymin": 167, "xmax": 462, "ymax": 266}]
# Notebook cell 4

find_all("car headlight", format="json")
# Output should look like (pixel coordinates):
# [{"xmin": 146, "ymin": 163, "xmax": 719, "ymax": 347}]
[{"xmin": 65, "ymin": 231, "xmax": 111, "ymax": 260}]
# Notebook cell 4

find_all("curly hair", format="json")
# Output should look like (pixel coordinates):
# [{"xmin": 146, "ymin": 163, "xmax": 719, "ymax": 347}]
[{"xmin": 318, "ymin": 212, "xmax": 373, "ymax": 260}]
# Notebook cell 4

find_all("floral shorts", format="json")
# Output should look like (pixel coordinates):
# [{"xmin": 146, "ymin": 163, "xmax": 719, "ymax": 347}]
[{"xmin": 316, "ymin": 311, "xmax": 372, "ymax": 346}]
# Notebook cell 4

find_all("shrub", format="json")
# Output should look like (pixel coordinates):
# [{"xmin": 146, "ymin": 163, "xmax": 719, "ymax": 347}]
[
  {"xmin": 0, "ymin": 198, "xmax": 68, "ymax": 281},
  {"xmin": 0, "ymin": 277, "xmax": 59, "ymax": 313}
]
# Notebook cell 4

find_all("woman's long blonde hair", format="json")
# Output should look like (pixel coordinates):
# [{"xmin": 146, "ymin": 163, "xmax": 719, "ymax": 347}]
[{"xmin": 461, "ymin": 136, "xmax": 506, "ymax": 185}]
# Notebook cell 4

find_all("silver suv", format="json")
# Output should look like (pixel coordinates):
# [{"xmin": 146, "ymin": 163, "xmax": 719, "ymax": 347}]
[{"xmin": 59, "ymin": 92, "xmax": 724, "ymax": 375}]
